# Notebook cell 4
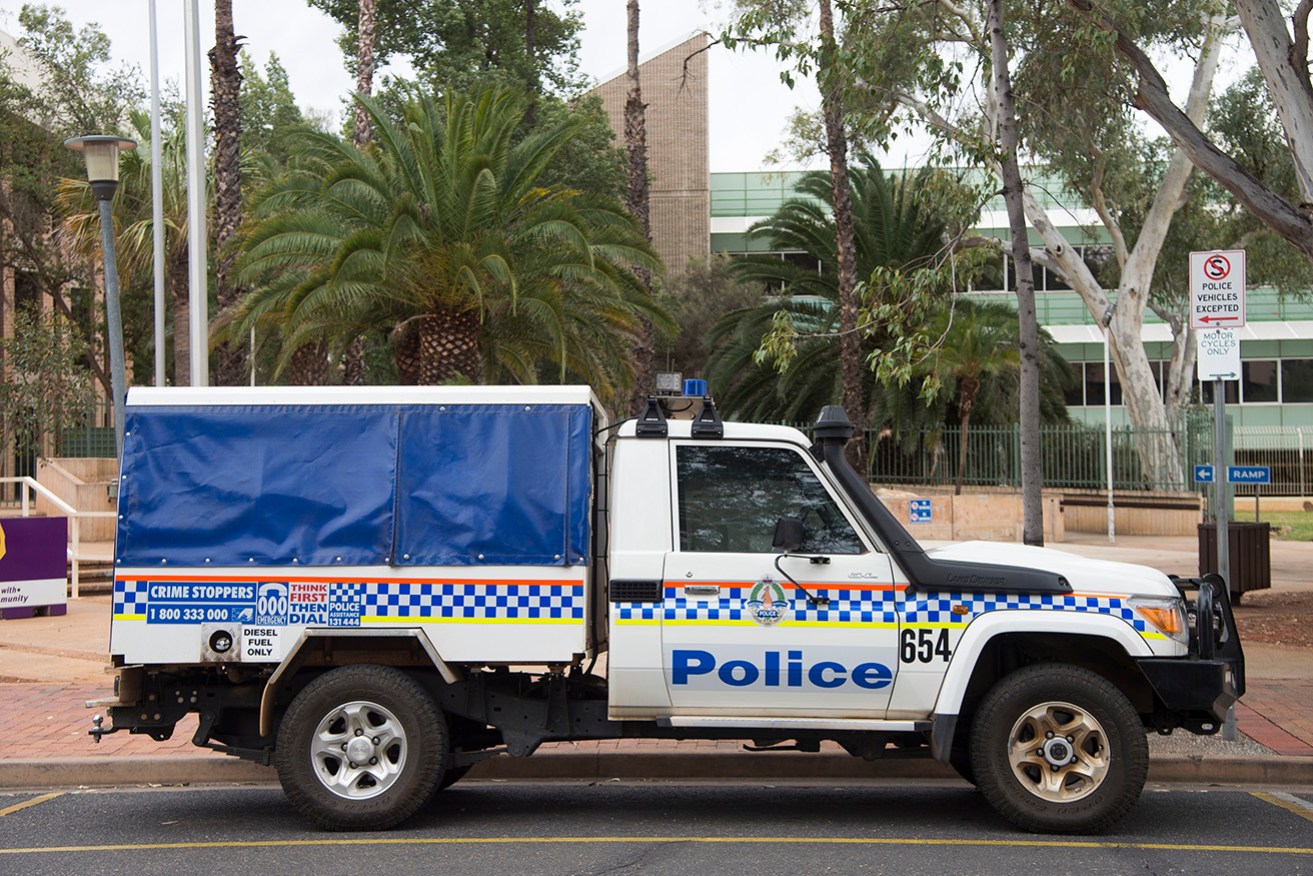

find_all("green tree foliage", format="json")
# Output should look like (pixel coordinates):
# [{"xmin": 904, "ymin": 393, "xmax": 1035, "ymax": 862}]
[
  {"xmin": 239, "ymin": 52, "xmax": 307, "ymax": 170},
  {"xmin": 657, "ymin": 255, "xmax": 762, "ymax": 381},
  {"xmin": 0, "ymin": 4, "xmax": 143, "ymax": 396},
  {"xmin": 707, "ymin": 156, "xmax": 973, "ymax": 424},
  {"xmin": 0, "ymin": 307, "xmax": 95, "ymax": 451},
  {"xmin": 228, "ymin": 87, "xmax": 668, "ymax": 406},
  {"xmin": 870, "ymin": 299, "xmax": 1072, "ymax": 491},
  {"xmin": 308, "ymin": 0, "xmax": 586, "ymax": 96}
]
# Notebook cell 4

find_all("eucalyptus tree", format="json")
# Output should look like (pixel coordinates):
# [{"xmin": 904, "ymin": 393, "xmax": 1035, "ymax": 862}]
[
  {"xmin": 624, "ymin": 0, "xmax": 655, "ymax": 413},
  {"xmin": 726, "ymin": 0, "xmax": 866, "ymax": 464},
  {"xmin": 830, "ymin": 0, "xmax": 1239, "ymax": 493},
  {"xmin": 228, "ymin": 88, "xmax": 667, "ymax": 405}
]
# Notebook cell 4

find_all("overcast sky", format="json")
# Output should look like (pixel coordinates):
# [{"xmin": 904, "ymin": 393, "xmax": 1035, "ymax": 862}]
[{"xmin": 0, "ymin": 0, "xmax": 873, "ymax": 171}]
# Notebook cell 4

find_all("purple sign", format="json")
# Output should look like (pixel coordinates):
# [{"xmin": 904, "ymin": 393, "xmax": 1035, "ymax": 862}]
[{"xmin": 0, "ymin": 517, "xmax": 68, "ymax": 619}]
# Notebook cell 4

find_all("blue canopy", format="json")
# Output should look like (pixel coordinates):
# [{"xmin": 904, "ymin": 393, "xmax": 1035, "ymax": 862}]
[{"xmin": 116, "ymin": 402, "xmax": 593, "ymax": 567}]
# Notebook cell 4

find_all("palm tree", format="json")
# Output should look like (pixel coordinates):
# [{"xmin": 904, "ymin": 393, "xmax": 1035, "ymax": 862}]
[
  {"xmin": 227, "ymin": 87, "xmax": 667, "ymax": 404},
  {"xmin": 58, "ymin": 108, "xmax": 196, "ymax": 386},
  {"xmin": 211, "ymin": 0, "xmax": 245, "ymax": 385},
  {"xmin": 708, "ymin": 155, "xmax": 948, "ymax": 423}
]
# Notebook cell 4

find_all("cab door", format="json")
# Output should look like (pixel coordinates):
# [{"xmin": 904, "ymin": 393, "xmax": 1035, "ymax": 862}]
[{"xmin": 660, "ymin": 441, "xmax": 900, "ymax": 718}]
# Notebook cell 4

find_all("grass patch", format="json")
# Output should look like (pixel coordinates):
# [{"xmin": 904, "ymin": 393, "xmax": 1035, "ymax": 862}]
[{"xmin": 1232, "ymin": 509, "xmax": 1313, "ymax": 540}]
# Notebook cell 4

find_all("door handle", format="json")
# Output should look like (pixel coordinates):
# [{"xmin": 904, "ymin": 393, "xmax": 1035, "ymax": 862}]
[{"xmin": 684, "ymin": 584, "xmax": 721, "ymax": 597}]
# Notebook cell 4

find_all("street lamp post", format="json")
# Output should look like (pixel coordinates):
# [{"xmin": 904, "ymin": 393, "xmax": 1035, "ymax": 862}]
[{"xmin": 64, "ymin": 135, "xmax": 137, "ymax": 459}]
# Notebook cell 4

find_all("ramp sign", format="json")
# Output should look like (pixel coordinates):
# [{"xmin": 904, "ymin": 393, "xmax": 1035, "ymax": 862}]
[{"xmin": 1190, "ymin": 250, "xmax": 1246, "ymax": 329}]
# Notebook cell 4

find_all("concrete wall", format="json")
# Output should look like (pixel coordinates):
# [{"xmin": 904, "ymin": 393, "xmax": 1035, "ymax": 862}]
[
  {"xmin": 1063, "ymin": 501, "xmax": 1202, "ymax": 537},
  {"xmin": 876, "ymin": 488, "xmax": 1065, "ymax": 543},
  {"xmin": 35, "ymin": 458, "xmax": 117, "ymax": 541}
]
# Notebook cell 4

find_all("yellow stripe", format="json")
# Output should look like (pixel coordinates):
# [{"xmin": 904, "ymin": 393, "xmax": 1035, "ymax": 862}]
[
  {"xmin": 2, "ymin": 835, "xmax": 1311, "ymax": 856},
  {"xmin": 0, "ymin": 792, "xmax": 63, "ymax": 818},
  {"xmin": 659, "ymin": 619, "xmax": 894, "ymax": 629},
  {"xmin": 360, "ymin": 616, "xmax": 579, "ymax": 625},
  {"xmin": 900, "ymin": 622, "xmax": 969, "ymax": 629},
  {"xmin": 612, "ymin": 619, "xmax": 660, "ymax": 626},
  {"xmin": 112, "ymin": 614, "xmax": 146, "ymax": 622},
  {"xmin": 1253, "ymin": 792, "xmax": 1313, "ymax": 824}
]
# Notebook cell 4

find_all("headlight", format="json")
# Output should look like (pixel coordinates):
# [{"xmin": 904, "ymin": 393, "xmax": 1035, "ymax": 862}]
[{"xmin": 1128, "ymin": 596, "xmax": 1189, "ymax": 647}]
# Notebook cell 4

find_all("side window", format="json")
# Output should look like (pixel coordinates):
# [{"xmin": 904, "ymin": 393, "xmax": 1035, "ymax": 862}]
[{"xmin": 676, "ymin": 445, "xmax": 864, "ymax": 555}]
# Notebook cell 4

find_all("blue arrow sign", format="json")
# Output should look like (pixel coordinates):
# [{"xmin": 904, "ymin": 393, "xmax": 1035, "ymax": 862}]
[
  {"xmin": 1194, "ymin": 465, "xmax": 1215, "ymax": 484},
  {"xmin": 1227, "ymin": 465, "xmax": 1271, "ymax": 484},
  {"xmin": 909, "ymin": 498, "xmax": 933, "ymax": 523}
]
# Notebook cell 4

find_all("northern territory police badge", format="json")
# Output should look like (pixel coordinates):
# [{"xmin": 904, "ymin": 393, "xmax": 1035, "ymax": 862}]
[{"xmin": 746, "ymin": 577, "xmax": 787, "ymax": 627}]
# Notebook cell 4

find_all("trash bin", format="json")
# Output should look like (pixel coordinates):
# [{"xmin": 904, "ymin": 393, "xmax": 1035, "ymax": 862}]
[{"xmin": 1198, "ymin": 521, "xmax": 1271, "ymax": 604}]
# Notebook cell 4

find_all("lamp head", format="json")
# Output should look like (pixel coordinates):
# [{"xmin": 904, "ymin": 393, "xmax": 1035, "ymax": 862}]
[{"xmin": 64, "ymin": 135, "xmax": 137, "ymax": 201}]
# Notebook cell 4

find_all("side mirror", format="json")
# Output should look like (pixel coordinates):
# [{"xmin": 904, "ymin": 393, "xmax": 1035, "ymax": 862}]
[{"xmin": 772, "ymin": 516, "xmax": 805, "ymax": 552}]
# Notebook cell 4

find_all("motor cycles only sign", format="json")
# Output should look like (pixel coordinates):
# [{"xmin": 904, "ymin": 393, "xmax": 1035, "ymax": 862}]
[{"xmin": 1190, "ymin": 250, "xmax": 1246, "ymax": 329}]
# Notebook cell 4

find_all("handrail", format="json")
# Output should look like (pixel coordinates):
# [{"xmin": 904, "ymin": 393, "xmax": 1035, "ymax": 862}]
[{"xmin": 0, "ymin": 476, "xmax": 116, "ymax": 599}]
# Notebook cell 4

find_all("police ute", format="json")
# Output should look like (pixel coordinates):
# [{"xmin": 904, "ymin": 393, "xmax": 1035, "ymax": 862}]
[{"xmin": 92, "ymin": 385, "xmax": 1244, "ymax": 834}]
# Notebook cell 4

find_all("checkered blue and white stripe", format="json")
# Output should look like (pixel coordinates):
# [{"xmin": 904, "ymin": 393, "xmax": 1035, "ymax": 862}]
[
  {"xmin": 614, "ymin": 586, "xmax": 898, "ymax": 624},
  {"xmin": 113, "ymin": 580, "xmax": 149, "ymax": 616},
  {"xmin": 360, "ymin": 582, "xmax": 584, "ymax": 620},
  {"xmin": 902, "ymin": 592, "xmax": 1144, "ymax": 631},
  {"xmin": 613, "ymin": 585, "xmax": 1143, "ymax": 631}
]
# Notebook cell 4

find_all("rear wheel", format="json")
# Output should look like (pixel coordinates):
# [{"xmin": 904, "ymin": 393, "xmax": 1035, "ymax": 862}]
[
  {"xmin": 970, "ymin": 664, "xmax": 1147, "ymax": 834},
  {"xmin": 274, "ymin": 665, "xmax": 447, "ymax": 830}
]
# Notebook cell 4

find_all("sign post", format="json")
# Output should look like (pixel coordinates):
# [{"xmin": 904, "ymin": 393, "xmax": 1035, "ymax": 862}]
[{"xmin": 1192, "ymin": 250, "xmax": 1246, "ymax": 743}]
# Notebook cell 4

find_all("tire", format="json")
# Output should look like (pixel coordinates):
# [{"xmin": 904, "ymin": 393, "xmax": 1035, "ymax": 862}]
[
  {"xmin": 439, "ymin": 765, "xmax": 472, "ymax": 791},
  {"xmin": 274, "ymin": 665, "xmax": 448, "ymax": 831},
  {"xmin": 969, "ymin": 664, "xmax": 1147, "ymax": 834}
]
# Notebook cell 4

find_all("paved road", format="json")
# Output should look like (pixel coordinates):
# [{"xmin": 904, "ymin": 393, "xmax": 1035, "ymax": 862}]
[{"xmin": 2, "ymin": 781, "xmax": 1312, "ymax": 875}]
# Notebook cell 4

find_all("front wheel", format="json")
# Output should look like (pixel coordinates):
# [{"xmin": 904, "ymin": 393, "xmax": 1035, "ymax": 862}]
[
  {"xmin": 274, "ymin": 664, "xmax": 448, "ymax": 830},
  {"xmin": 970, "ymin": 664, "xmax": 1147, "ymax": 834}
]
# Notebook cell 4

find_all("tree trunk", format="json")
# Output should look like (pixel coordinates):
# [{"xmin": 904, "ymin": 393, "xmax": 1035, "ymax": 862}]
[
  {"xmin": 1068, "ymin": 0, "xmax": 1313, "ymax": 263},
  {"xmin": 407, "ymin": 311, "xmax": 482, "ymax": 385},
  {"xmin": 818, "ymin": 0, "xmax": 865, "ymax": 471},
  {"xmin": 210, "ymin": 0, "xmax": 246, "ymax": 386},
  {"xmin": 285, "ymin": 340, "xmax": 328, "ymax": 386},
  {"xmin": 988, "ymin": 0, "xmax": 1044, "ymax": 545},
  {"xmin": 168, "ymin": 254, "xmax": 190, "ymax": 388},
  {"xmin": 624, "ymin": 0, "xmax": 656, "ymax": 415},
  {"xmin": 1234, "ymin": 0, "xmax": 1313, "ymax": 204},
  {"xmin": 525, "ymin": 0, "xmax": 538, "ymax": 124},
  {"xmin": 353, "ymin": 0, "xmax": 378, "ymax": 148},
  {"xmin": 955, "ymin": 379, "xmax": 979, "ymax": 496}
]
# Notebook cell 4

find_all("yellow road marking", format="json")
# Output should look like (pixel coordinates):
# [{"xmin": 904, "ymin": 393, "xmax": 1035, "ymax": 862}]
[
  {"xmin": 1254, "ymin": 792, "xmax": 1313, "ymax": 824},
  {"xmin": 0, "ymin": 792, "xmax": 63, "ymax": 818},
  {"xmin": 2, "ymin": 835, "xmax": 1312, "ymax": 856}
]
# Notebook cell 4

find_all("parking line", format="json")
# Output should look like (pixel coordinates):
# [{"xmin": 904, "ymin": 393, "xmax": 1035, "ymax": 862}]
[
  {"xmin": 2, "ymin": 836, "xmax": 1313, "ymax": 856},
  {"xmin": 1253, "ymin": 791, "xmax": 1313, "ymax": 824},
  {"xmin": 0, "ymin": 792, "xmax": 63, "ymax": 818}
]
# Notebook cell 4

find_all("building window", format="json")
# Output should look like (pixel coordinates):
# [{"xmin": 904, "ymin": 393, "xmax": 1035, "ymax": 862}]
[
  {"xmin": 1084, "ymin": 360, "xmax": 1121, "ymax": 405},
  {"xmin": 1282, "ymin": 359, "xmax": 1313, "ymax": 403},
  {"xmin": 14, "ymin": 271, "xmax": 38, "ymax": 313},
  {"xmin": 1201, "ymin": 380, "xmax": 1239, "ymax": 404},
  {"xmin": 1242, "ymin": 360, "xmax": 1279, "ymax": 403}
]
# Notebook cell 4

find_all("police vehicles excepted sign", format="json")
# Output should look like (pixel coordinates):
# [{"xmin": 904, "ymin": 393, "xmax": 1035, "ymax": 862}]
[
  {"xmin": 910, "ymin": 498, "xmax": 932, "ymax": 523},
  {"xmin": 1196, "ymin": 327, "xmax": 1240, "ymax": 382},
  {"xmin": 1227, "ymin": 465, "xmax": 1271, "ymax": 484},
  {"xmin": 1190, "ymin": 250, "xmax": 1246, "ymax": 329},
  {"xmin": 1194, "ymin": 465, "xmax": 1215, "ymax": 484}
]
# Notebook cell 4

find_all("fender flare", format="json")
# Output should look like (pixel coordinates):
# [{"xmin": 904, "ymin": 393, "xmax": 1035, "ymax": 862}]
[
  {"xmin": 931, "ymin": 609, "xmax": 1153, "ymax": 720},
  {"xmin": 259, "ymin": 628, "xmax": 460, "ymax": 737}
]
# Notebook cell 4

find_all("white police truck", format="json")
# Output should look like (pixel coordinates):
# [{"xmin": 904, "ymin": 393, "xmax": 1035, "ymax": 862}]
[{"xmin": 94, "ymin": 385, "xmax": 1243, "ymax": 834}]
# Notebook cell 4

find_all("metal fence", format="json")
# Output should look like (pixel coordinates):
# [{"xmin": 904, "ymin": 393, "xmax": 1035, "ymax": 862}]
[
  {"xmin": 2, "ymin": 401, "xmax": 115, "ymax": 504},
  {"xmin": 777, "ymin": 416, "xmax": 1312, "ymax": 497}
]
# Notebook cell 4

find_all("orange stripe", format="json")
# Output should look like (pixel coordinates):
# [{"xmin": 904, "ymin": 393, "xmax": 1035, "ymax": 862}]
[
  {"xmin": 116, "ymin": 573, "xmax": 582, "ymax": 588},
  {"xmin": 672, "ymin": 580, "xmax": 905, "ymax": 592}
]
